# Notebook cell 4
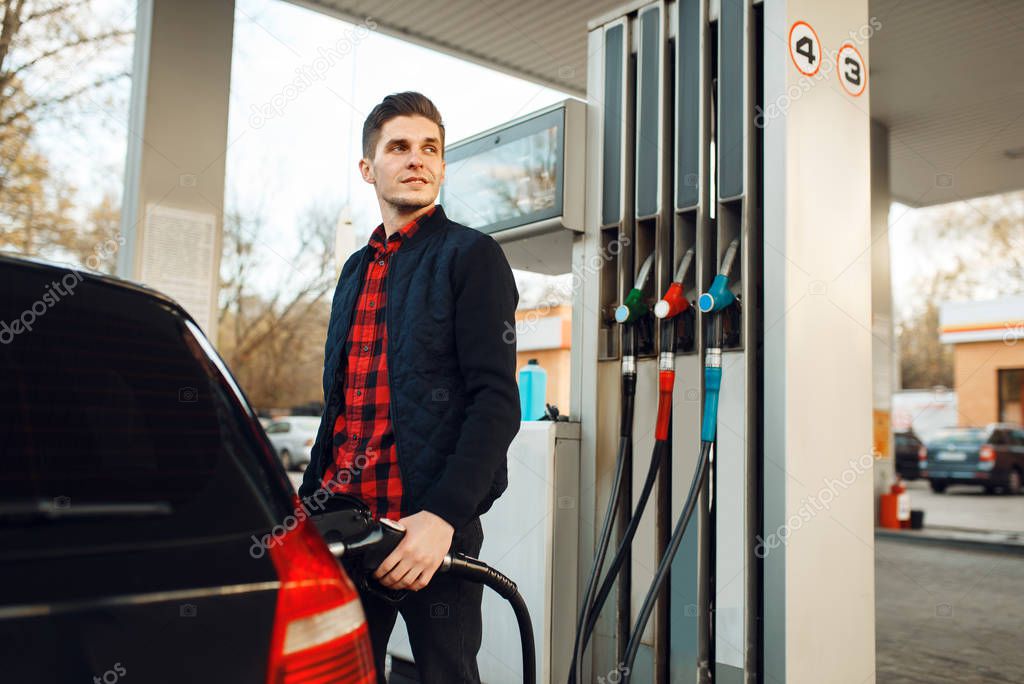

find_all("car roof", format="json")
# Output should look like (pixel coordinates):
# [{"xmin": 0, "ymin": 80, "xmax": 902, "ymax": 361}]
[{"xmin": 0, "ymin": 252, "xmax": 195, "ymax": 323}]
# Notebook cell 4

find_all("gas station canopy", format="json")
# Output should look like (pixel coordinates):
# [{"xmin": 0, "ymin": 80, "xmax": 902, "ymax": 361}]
[{"xmin": 291, "ymin": 0, "xmax": 1024, "ymax": 207}]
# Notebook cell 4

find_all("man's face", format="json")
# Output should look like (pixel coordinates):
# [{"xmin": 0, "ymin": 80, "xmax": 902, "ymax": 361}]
[{"xmin": 360, "ymin": 115, "xmax": 445, "ymax": 212}]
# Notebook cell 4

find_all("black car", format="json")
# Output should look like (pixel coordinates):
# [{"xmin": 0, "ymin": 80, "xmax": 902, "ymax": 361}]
[
  {"xmin": 894, "ymin": 428, "xmax": 925, "ymax": 481},
  {"xmin": 0, "ymin": 255, "xmax": 376, "ymax": 683},
  {"xmin": 921, "ymin": 424, "xmax": 1024, "ymax": 495}
]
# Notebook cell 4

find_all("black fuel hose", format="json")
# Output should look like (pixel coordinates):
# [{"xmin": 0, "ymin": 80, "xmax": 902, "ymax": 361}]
[
  {"xmin": 444, "ymin": 553, "xmax": 536, "ymax": 684},
  {"xmin": 323, "ymin": 517, "xmax": 537, "ymax": 684},
  {"xmin": 621, "ymin": 439, "xmax": 712, "ymax": 683},
  {"xmin": 575, "ymin": 438, "xmax": 668, "ymax": 661},
  {"xmin": 568, "ymin": 373, "xmax": 636, "ymax": 683}
]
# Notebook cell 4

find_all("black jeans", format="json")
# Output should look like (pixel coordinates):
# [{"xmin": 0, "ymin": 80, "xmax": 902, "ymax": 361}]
[{"xmin": 347, "ymin": 518, "xmax": 484, "ymax": 684}]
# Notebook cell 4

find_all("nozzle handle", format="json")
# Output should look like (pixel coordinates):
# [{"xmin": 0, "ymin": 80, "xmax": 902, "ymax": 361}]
[
  {"xmin": 701, "ymin": 366, "xmax": 721, "ymax": 442},
  {"xmin": 654, "ymin": 282, "xmax": 690, "ymax": 319},
  {"xmin": 615, "ymin": 287, "xmax": 649, "ymax": 324},
  {"xmin": 698, "ymin": 274, "xmax": 736, "ymax": 313}
]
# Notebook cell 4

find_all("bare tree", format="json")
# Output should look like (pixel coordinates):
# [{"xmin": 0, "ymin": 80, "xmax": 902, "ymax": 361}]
[
  {"xmin": 917, "ymin": 191, "xmax": 1024, "ymax": 300},
  {"xmin": 896, "ymin": 191, "xmax": 1024, "ymax": 388},
  {"xmin": 898, "ymin": 270, "xmax": 958, "ymax": 389},
  {"xmin": 0, "ymin": 0, "xmax": 131, "ymax": 260},
  {"xmin": 218, "ymin": 198, "xmax": 344, "ymax": 409},
  {"xmin": 0, "ymin": 1, "xmax": 131, "ymax": 134}
]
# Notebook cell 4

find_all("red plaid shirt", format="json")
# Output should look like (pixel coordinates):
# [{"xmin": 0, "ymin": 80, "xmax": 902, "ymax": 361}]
[{"xmin": 320, "ymin": 206, "xmax": 436, "ymax": 520}]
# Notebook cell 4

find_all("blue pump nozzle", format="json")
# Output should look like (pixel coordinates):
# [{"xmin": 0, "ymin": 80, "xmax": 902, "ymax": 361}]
[{"xmin": 697, "ymin": 239, "xmax": 740, "ymax": 313}]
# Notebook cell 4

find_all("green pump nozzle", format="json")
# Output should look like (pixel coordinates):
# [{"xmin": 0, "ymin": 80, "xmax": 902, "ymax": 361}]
[{"xmin": 615, "ymin": 252, "xmax": 656, "ymax": 324}]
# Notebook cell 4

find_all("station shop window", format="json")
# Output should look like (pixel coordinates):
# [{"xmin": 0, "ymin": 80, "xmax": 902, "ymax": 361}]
[{"xmin": 998, "ymin": 368, "xmax": 1024, "ymax": 423}]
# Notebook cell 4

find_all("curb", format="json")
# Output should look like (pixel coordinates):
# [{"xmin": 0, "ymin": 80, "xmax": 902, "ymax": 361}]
[{"xmin": 875, "ymin": 527, "xmax": 1024, "ymax": 556}]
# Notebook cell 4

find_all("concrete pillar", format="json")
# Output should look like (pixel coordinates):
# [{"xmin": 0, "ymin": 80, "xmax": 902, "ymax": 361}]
[
  {"xmin": 871, "ymin": 119, "xmax": 896, "ymax": 515},
  {"xmin": 118, "ymin": 0, "xmax": 235, "ymax": 337},
  {"xmin": 762, "ymin": 0, "xmax": 876, "ymax": 681}
]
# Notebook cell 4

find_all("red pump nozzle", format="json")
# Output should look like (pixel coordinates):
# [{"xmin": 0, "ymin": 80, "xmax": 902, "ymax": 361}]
[
  {"xmin": 653, "ymin": 283, "xmax": 690, "ymax": 319},
  {"xmin": 654, "ymin": 247, "xmax": 695, "ymax": 320}
]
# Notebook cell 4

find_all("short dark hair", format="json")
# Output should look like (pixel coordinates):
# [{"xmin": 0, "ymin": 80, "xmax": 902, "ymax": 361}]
[{"xmin": 362, "ymin": 91, "xmax": 445, "ymax": 160}]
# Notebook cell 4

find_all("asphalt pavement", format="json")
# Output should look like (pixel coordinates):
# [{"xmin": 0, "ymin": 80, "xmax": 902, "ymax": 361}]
[
  {"xmin": 902, "ymin": 478, "xmax": 1024, "ymax": 535},
  {"xmin": 875, "ymin": 537, "xmax": 1023, "ymax": 683}
]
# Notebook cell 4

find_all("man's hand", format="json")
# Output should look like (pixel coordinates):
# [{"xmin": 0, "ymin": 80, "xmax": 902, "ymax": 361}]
[{"xmin": 373, "ymin": 511, "xmax": 454, "ymax": 591}]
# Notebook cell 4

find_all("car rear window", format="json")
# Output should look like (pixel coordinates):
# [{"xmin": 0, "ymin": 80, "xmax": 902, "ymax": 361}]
[
  {"xmin": 0, "ymin": 263, "xmax": 289, "ymax": 553},
  {"xmin": 928, "ymin": 427, "xmax": 987, "ymax": 446}
]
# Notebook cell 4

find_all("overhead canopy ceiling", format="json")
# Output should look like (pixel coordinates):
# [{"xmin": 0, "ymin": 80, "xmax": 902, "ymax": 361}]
[
  {"xmin": 870, "ymin": 0, "xmax": 1024, "ymax": 207},
  {"xmin": 290, "ymin": 0, "xmax": 1024, "ymax": 208},
  {"xmin": 287, "ymin": 0, "xmax": 612, "ymax": 94}
]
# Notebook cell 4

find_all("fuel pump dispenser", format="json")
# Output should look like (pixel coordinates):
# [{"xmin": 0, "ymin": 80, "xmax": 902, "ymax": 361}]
[
  {"xmin": 569, "ymin": 248, "xmax": 695, "ymax": 683},
  {"xmin": 580, "ymin": 1, "xmax": 767, "ymax": 679},
  {"xmin": 570, "ymin": 252, "xmax": 656, "ymax": 683},
  {"xmin": 620, "ymin": 239, "xmax": 740, "ymax": 683}
]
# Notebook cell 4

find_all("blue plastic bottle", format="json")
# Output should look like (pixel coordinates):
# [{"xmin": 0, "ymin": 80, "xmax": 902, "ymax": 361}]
[{"xmin": 518, "ymin": 358, "xmax": 548, "ymax": 421}]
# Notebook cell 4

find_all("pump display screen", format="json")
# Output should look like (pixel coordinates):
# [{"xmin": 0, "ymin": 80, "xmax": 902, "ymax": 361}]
[{"xmin": 442, "ymin": 107, "xmax": 564, "ymax": 235}]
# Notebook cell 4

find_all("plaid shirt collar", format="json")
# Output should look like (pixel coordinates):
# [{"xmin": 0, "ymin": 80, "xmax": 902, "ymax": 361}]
[{"xmin": 367, "ymin": 205, "xmax": 437, "ymax": 257}]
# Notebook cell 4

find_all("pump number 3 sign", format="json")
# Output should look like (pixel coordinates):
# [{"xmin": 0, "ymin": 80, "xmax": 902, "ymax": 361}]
[
  {"xmin": 836, "ymin": 42, "xmax": 867, "ymax": 97},
  {"xmin": 788, "ymin": 21, "xmax": 821, "ymax": 76}
]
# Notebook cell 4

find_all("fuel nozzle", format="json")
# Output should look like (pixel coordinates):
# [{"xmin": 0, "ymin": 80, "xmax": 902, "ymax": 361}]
[
  {"xmin": 615, "ymin": 252, "xmax": 656, "ymax": 324},
  {"xmin": 653, "ymin": 247, "xmax": 695, "ymax": 319},
  {"xmin": 697, "ymin": 239, "xmax": 739, "ymax": 313}
]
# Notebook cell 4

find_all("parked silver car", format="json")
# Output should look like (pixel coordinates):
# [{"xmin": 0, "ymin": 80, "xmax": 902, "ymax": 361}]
[{"xmin": 265, "ymin": 416, "xmax": 322, "ymax": 471}]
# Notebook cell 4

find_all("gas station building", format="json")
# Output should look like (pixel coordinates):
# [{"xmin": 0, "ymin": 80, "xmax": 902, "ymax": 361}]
[
  {"xmin": 116, "ymin": 1, "xmax": 1024, "ymax": 681},
  {"xmin": 941, "ymin": 295, "xmax": 1024, "ymax": 426}
]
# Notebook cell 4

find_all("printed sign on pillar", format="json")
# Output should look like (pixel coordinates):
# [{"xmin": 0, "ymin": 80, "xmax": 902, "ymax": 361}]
[
  {"xmin": 836, "ymin": 42, "xmax": 867, "ymax": 97},
  {"xmin": 788, "ymin": 20, "xmax": 821, "ymax": 76}
]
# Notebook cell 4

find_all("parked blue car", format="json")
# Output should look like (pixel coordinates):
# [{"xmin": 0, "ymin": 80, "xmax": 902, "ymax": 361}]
[{"xmin": 921, "ymin": 424, "xmax": 1024, "ymax": 495}]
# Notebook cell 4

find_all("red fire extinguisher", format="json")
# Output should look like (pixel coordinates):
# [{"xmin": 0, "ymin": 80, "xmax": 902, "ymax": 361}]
[{"xmin": 880, "ymin": 479, "xmax": 911, "ymax": 529}]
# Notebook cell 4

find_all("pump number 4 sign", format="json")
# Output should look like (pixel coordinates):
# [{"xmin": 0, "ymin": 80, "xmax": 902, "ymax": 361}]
[
  {"xmin": 788, "ymin": 21, "xmax": 821, "ymax": 76},
  {"xmin": 836, "ymin": 42, "xmax": 867, "ymax": 97}
]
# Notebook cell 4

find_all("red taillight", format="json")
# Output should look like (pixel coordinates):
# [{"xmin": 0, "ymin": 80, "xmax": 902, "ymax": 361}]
[
  {"xmin": 918, "ymin": 446, "xmax": 927, "ymax": 462},
  {"xmin": 979, "ymin": 445, "xmax": 996, "ymax": 463},
  {"xmin": 265, "ymin": 499, "xmax": 376, "ymax": 684}
]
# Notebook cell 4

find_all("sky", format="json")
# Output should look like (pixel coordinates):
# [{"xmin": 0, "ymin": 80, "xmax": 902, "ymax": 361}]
[
  {"xmin": 29, "ymin": 0, "xmax": 137, "ymax": 216},
  {"xmin": 224, "ymin": 0, "xmax": 568, "ymax": 294}
]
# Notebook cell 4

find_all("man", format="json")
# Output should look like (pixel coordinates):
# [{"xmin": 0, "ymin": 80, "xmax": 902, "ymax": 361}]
[{"xmin": 298, "ymin": 91, "xmax": 521, "ymax": 683}]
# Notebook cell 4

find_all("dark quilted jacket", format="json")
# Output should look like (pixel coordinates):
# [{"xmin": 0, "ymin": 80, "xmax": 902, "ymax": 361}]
[{"xmin": 298, "ymin": 205, "xmax": 521, "ymax": 530}]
